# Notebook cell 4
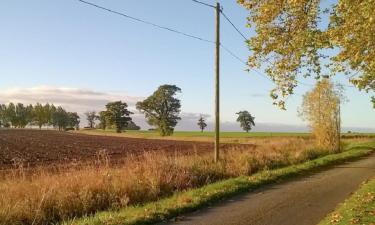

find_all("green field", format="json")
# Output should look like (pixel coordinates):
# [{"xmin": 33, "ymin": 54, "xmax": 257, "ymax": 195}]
[{"xmin": 77, "ymin": 129, "xmax": 310, "ymax": 141}]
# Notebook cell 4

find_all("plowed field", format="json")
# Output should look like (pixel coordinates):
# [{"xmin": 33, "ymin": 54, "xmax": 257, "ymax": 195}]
[{"xmin": 0, "ymin": 129, "xmax": 247, "ymax": 169}]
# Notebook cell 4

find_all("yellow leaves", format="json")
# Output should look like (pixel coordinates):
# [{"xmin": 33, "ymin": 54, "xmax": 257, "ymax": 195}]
[
  {"xmin": 330, "ymin": 213, "xmax": 343, "ymax": 223},
  {"xmin": 238, "ymin": 0, "xmax": 375, "ymax": 108}
]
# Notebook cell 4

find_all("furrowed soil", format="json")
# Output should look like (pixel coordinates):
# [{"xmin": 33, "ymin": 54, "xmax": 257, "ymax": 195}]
[{"xmin": 0, "ymin": 129, "xmax": 251, "ymax": 170}]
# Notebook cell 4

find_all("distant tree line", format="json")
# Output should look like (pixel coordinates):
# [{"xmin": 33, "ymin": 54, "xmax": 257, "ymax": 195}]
[{"xmin": 0, "ymin": 103, "xmax": 80, "ymax": 130}]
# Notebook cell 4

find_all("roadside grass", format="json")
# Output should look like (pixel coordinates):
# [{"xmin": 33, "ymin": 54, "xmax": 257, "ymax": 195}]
[
  {"xmin": 64, "ymin": 142, "xmax": 375, "ymax": 225},
  {"xmin": 318, "ymin": 177, "xmax": 375, "ymax": 225}
]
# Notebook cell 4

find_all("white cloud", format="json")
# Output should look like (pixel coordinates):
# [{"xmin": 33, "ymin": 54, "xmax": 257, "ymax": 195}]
[{"xmin": 0, "ymin": 86, "xmax": 144, "ymax": 113}]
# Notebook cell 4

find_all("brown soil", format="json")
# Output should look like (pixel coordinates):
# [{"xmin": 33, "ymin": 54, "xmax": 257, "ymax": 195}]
[{"xmin": 0, "ymin": 129, "xmax": 248, "ymax": 170}]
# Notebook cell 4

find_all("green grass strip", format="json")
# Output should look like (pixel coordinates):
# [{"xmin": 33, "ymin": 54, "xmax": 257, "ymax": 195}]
[
  {"xmin": 65, "ymin": 143, "xmax": 375, "ymax": 225},
  {"xmin": 318, "ymin": 176, "xmax": 375, "ymax": 225}
]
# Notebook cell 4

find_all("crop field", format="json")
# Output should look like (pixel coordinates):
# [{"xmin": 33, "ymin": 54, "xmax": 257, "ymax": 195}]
[{"xmin": 0, "ymin": 129, "xmax": 252, "ymax": 170}]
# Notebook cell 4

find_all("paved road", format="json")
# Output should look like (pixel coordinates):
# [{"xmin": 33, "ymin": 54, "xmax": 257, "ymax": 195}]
[{"xmin": 164, "ymin": 154, "xmax": 375, "ymax": 225}]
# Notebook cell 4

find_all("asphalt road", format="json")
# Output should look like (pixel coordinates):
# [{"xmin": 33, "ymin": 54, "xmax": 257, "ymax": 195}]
[{"xmin": 164, "ymin": 154, "xmax": 375, "ymax": 225}]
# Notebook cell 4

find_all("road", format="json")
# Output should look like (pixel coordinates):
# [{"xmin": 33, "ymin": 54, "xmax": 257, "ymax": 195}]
[{"xmin": 164, "ymin": 154, "xmax": 375, "ymax": 225}]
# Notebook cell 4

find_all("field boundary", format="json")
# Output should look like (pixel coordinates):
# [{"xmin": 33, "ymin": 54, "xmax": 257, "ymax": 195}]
[{"xmin": 65, "ymin": 143, "xmax": 375, "ymax": 225}]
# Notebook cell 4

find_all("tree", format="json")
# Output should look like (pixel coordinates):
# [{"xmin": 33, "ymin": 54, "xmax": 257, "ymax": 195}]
[
  {"xmin": 52, "ymin": 106, "xmax": 69, "ymax": 131},
  {"xmin": 136, "ymin": 85, "xmax": 181, "ymax": 136},
  {"xmin": 236, "ymin": 111, "xmax": 255, "ymax": 132},
  {"xmin": 98, "ymin": 111, "xmax": 108, "ymax": 130},
  {"xmin": 299, "ymin": 79, "xmax": 343, "ymax": 152},
  {"xmin": 33, "ymin": 103, "xmax": 47, "ymax": 129},
  {"xmin": 84, "ymin": 111, "xmax": 98, "ymax": 129},
  {"xmin": 68, "ymin": 112, "xmax": 80, "ymax": 130},
  {"xmin": 104, "ymin": 101, "xmax": 132, "ymax": 133},
  {"xmin": 14, "ymin": 103, "xmax": 33, "ymax": 128},
  {"xmin": 6, "ymin": 103, "xmax": 16, "ymax": 127},
  {"xmin": 238, "ymin": 0, "xmax": 374, "ymax": 108},
  {"xmin": 372, "ymin": 97, "xmax": 375, "ymax": 108},
  {"xmin": 197, "ymin": 116, "xmax": 207, "ymax": 132}
]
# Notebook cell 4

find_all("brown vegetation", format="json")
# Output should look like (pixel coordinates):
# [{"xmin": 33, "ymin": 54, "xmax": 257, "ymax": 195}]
[{"xmin": 0, "ymin": 131, "xmax": 326, "ymax": 225}]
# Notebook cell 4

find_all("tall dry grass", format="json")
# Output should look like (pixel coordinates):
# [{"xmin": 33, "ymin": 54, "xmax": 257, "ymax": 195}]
[{"xmin": 0, "ymin": 138, "xmax": 325, "ymax": 225}]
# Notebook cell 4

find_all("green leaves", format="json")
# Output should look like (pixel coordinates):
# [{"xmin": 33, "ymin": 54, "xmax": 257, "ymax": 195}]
[
  {"xmin": 236, "ymin": 110, "xmax": 255, "ymax": 132},
  {"xmin": 136, "ymin": 85, "xmax": 181, "ymax": 136},
  {"xmin": 104, "ymin": 101, "xmax": 133, "ymax": 133}
]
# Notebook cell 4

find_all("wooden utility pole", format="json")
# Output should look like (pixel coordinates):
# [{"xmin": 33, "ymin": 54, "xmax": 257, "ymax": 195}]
[{"xmin": 214, "ymin": 2, "xmax": 220, "ymax": 163}]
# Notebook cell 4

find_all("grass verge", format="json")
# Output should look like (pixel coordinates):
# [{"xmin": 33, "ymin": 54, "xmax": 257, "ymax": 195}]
[
  {"xmin": 65, "ymin": 142, "xmax": 375, "ymax": 225},
  {"xmin": 318, "ymin": 176, "xmax": 375, "ymax": 225}
]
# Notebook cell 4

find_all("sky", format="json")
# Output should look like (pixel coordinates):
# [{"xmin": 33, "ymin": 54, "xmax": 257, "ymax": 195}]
[{"xmin": 0, "ymin": 0, "xmax": 374, "ymax": 132}]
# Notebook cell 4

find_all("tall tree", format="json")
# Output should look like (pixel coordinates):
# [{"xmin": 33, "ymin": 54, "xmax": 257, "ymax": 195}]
[
  {"xmin": 52, "ymin": 106, "xmax": 69, "ymax": 131},
  {"xmin": 104, "ymin": 101, "xmax": 132, "ymax": 133},
  {"xmin": 136, "ymin": 85, "xmax": 181, "ymax": 136},
  {"xmin": 197, "ymin": 116, "xmax": 207, "ymax": 132},
  {"xmin": 68, "ymin": 112, "xmax": 80, "ymax": 130},
  {"xmin": 6, "ymin": 103, "xmax": 16, "ymax": 128},
  {"xmin": 236, "ymin": 111, "xmax": 255, "ymax": 132},
  {"xmin": 33, "ymin": 103, "xmax": 47, "ymax": 129},
  {"xmin": 299, "ymin": 79, "xmax": 343, "ymax": 152},
  {"xmin": 238, "ymin": 0, "xmax": 374, "ymax": 108},
  {"xmin": 84, "ymin": 111, "xmax": 98, "ymax": 129},
  {"xmin": 98, "ymin": 111, "xmax": 108, "ymax": 130},
  {"xmin": 15, "ymin": 103, "xmax": 33, "ymax": 128}
]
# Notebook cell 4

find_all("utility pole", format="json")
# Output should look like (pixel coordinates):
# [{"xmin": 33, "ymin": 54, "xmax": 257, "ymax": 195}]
[{"xmin": 214, "ymin": 2, "xmax": 220, "ymax": 163}]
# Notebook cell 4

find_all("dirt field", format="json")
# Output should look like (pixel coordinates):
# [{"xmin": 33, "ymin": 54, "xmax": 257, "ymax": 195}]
[{"xmin": 0, "ymin": 129, "xmax": 248, "ymax": 169}]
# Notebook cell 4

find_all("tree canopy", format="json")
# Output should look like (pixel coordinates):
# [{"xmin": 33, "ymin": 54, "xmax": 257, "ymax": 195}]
[
  {"xmin": 103, "ymin": 101, "xmax": 133, "ymax": 133},
  {"xmin": 136, "ymin": 85, "xmax": 181, "ymax": 136},
  {"xmin": 238, "ymin": 0, "xmax": 374, "ymax": 109},
  {"xmin": 0, "ymin": 102, "xmax": 79, "ymax": 130},
  {"xmin": 236, "ymin": 111, "xmax": 255, "ymax": 132}
]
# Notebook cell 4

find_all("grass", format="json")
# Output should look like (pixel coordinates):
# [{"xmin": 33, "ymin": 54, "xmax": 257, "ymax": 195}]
[
  {"xmin": 65, "ymin": 142, "xmax": 375, "ymax": 225},
  {"xmin": 1, "ymin": 138, "xmax": 374, "ymax": 225},
  {"xmin": 76, "ymin": 129, "xmax": 311, "ymax": 143},
  {"xmin": 318, "ymin": 176, "xmax": 375, "ymax": 225},
  {"xmin": 76, "ymin": 129, "xmax": 375, "ymax": 144},
  {"xmin": 0, "ymin": 137, "xmax": 320, "ymax": 225}
]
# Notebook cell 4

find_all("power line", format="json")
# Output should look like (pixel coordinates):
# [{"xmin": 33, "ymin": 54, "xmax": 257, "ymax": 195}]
[
  {"xmin": 220, "ymin": 44, "xmax": 274, "ymax": 82},
  {"xmin": 76, "ymin": 0, "xmax": 214, "ymax": 44},
  {"xmin": 221, "ymin": 11, "xmax": 247, "ymax": 41},
  {"xmin": 191, "ymin": 0, "xmax": 216, "ymax": 9}
]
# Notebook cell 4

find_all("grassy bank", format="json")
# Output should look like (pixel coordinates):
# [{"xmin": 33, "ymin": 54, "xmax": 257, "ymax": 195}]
[
  {"xmin": 64, "ymin": 142, "xmax": 375, "ymax": 225},
  {"xmin": 318, "ymin": 176, "xmax": 375, "ymax": 225}
]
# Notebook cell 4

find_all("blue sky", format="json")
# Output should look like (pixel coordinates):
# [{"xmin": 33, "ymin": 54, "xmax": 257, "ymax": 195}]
[{"xmin": 0, "ymin": 0, "xmax": 374, "ymax": 131}]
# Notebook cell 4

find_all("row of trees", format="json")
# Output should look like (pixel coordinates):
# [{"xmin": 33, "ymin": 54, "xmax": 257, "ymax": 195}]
[
  {"xmin": 85, "ymin": 85, "xmax": 256, "ymax": 135},
  {"xmin": 0, "ymin": 103, "xmax": 80, "ymax": 130},
  {"xmin": 85, "ymin": 101, "xmax": 138, "ymax": 133}
]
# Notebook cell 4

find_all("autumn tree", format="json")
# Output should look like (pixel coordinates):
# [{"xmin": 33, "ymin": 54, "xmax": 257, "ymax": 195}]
[
  {"xmin": 197, "ymin": 116, "xmax": 207, "ymax": 132},
  {"xmin": 136, "ymin": 85, "xmax": 181, "ymax": 136},
  {"xmin": 299, "ymin": 79, "xmax": 343, "ymax": 152},
  {"xmin": 85, "ymin": 111, "xmax": 98, "ymax": 129},
  {"xmin": 238, "ymin": 0, "xmax": 374, "ymax": 108},
  {"xmin": 104, "ymin": 101, "xmax": 132, "ymax": 133},
  {"xmin": 236, "ymin": 111, "xmax": 255, "ymax": 132}
]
